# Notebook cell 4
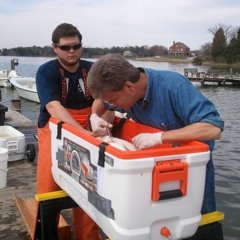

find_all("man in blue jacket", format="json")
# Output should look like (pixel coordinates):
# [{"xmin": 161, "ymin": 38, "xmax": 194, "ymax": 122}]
[{"xmin": 87, "ymin": 53, "xmax": 224, "ymax": 240}]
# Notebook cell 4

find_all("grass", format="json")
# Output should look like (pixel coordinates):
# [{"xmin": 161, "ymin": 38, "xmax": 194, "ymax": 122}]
[{"xmin": 135, "ymin": 55, "xmax": 193, "ymax": 63}]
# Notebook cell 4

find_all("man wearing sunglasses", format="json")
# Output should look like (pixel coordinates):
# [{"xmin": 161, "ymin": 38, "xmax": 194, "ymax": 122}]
[{"xmin": 36, "ymin": 23, "xmax": 111, "ymax": 240}]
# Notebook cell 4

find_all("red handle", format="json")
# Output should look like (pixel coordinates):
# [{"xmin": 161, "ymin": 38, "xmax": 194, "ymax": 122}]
[{"xmin": 152, "ymin": 159, "xmax": 188, "ymax": 201}]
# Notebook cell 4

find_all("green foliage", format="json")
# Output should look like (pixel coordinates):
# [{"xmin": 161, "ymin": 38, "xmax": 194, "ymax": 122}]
[
  {"xmin": 192, "ymin": 56, "xmax": 202, "ymax": 65},
  {"xmin": 224, "ymin": 38, "xmax": 237, "ymax": 64},
  {"xmin": 211, "ymin": 28, "xmax": 227, "ymax": 62},
  {"xmin": 223, "ymin": 28, "xmax": 240, "ymax": 64}
]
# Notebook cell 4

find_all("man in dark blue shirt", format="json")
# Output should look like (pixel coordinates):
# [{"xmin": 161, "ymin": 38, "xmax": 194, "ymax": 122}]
[{"xmin": 36, "ymin": 23, "xmax": 105, "ymax": 240}]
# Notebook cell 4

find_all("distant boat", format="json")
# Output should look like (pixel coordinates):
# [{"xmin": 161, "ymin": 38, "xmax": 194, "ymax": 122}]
[
  {"xmin": 9, "ymin": 76, "xmax": 40, "ymax": 103},
  {"xmin": 0, "ymin": 69, "xmax": 19, "ymax": 87}
]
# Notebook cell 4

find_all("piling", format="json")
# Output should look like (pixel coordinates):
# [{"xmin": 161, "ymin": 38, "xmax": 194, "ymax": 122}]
[
  {"xmin": 0, "ymin": 104, "xmax": 8, "ymax": 126},
  {"xmin": 11, "ymin": 98, "xmax": 21, "ymax": 111}
]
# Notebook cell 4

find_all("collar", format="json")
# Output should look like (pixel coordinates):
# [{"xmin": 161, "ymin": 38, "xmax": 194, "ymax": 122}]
[{"xmin": 138, "ymin": 67, "xmax": 150, "ymax": 108}]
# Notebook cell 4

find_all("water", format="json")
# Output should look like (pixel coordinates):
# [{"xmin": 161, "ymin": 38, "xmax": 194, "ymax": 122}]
[
  {"xmin": 0, "ymin": 56, "xmax": 54, "ymax": 125},
  {"xmin": 1, "ymin": 56, "xmax": 239, "ymax": 239}
]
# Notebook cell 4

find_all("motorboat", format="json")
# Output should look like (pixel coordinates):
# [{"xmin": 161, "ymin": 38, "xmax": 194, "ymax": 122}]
[
  {"xmin": 9, "ymin": 76, "xmax": 40, "ymax": 103},
  {"xmin": 0, "ymin": 69, "xmax": 19, "ymax": 87},
  {"xmin": 0, "ymin": 58, "xmax": 20, "ymax": 87}
]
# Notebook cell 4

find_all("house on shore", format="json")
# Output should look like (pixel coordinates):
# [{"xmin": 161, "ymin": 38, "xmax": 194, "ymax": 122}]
[{"xmin": 168, "ymin": 41, "xmax": 190, "ymax": 56}]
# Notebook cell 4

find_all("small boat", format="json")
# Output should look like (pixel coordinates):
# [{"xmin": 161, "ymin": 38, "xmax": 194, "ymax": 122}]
[
  {"xmin": 0, "ymin": 58, "xmax": 20, "ymax": 87},
  {"xmin": 9, "ymin": 76, "xmax": 40, "ymax": 103},
  {"xmin": 0, "ymin": 69, "xmax": 19, "ymax": 87}
]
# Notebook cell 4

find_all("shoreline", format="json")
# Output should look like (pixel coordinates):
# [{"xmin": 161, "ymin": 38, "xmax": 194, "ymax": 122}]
[
  {"xmin": 134, "ymin": 56, "xmax": 240, "ymax": 68},
  {"xmin": 1, "ymin": 55, "xmax": 240, "ymax": 68},
  {"xmin": 134, "ymin": 56, "xmax": 194, "ymax": 63}
]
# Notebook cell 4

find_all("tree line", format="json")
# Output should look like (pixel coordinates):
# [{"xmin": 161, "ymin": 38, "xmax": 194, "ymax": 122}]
[{"xmin": 0, "ymin": 45, "xmax": 168, "ymax": 59}]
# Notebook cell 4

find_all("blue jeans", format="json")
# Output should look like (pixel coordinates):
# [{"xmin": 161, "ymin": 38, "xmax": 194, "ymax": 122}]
[{"xmin": 201, "ymin": 156, "xmax": 216, "ymax": 214}]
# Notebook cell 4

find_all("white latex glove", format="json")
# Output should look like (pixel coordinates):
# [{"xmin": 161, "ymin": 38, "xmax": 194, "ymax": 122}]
[
  {"xmin": 132, "ymin": 132, "xmax": 163, "ymax": 149},
  {"xmin": 90, "ymin": 114, "xmax": 113, "ymax": 136}
]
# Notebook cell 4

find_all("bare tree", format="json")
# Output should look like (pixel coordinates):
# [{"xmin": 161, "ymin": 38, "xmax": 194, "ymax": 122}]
[
  {"xmin": 200, "ymin": 42, "xmax": 212, "ymax": 60},
  {"xmin": 228, "ymin": 26, "xmax": 240, "ymax": 40},
  {"xmin": 208, "ymin": 23, "xmax": 232, "ymax": 43},
  {"xmin": 148, "ymin": 45, "xmax": 168, "ymax": 56}
]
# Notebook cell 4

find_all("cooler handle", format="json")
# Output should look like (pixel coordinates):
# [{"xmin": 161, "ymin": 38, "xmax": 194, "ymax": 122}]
[
  {"xmin": 7, "ymin": 140, "xmax": 18, "ymax": 151},
  {"xmin": 152, "ymin": 159, "xmax": 188, "ymax": 201}
]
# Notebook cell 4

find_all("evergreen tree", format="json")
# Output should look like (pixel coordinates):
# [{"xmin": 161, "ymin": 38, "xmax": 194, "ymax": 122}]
[
  {"xmin": 224, "ymin": 28, "xmax": 240, "ymax": 63},
  {"xmin": 224, "ymin": 38, "xmax": 237, "ymax": 64},
  {"xmin": 236, "ymin": 28, "xmax": 240, "ymax": 62},
  {"xmin": 211, "ymin": 28, "xmax": 226, "ymax": 62}
]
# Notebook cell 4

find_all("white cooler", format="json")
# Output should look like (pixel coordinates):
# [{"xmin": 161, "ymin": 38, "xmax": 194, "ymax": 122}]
[
  {"xmin": 49, "ymin": 116, "xmax": 210, "ymax": 240},
  {"xmin": 0, "ymin": 126, "xmax": 26, "ymax": 161}
]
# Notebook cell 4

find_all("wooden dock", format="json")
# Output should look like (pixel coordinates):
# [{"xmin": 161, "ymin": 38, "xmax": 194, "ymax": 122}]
[{"xmin": 184, "ymin": 68, "xmax": 240, "ymax": 86}]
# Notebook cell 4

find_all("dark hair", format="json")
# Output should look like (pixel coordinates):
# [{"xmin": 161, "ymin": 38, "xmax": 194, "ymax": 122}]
[
  {"xmin": 87, "ymin": 54, "xmax": 140, "ymax": 99},
  {"xmin": 52, "ymin": 23, "xmax": 82, "ymax": 44}
]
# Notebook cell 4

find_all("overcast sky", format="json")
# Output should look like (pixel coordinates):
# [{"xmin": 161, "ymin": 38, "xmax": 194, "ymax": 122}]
[{"xmin": 0, "ymin": 0, "xmax": 239, "ymax": 50}]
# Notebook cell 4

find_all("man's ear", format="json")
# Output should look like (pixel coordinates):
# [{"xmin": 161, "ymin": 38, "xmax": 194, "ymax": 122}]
[
  {"xmin": 124, "ymin": 81, "xmax": 134, "ymax": 93},
  {"xmin": 52, "ymin": 44, "xmax": 57, "ymax": 54}
]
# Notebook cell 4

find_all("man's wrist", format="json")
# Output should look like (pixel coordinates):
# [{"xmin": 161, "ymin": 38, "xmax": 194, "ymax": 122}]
[
  {"xmin": 157, "ymin": 132, "xmax": 163, "ymax": 144},
  {"xmin": 90, "ymin": 113, "xmax": 98, "ymax": 119}
]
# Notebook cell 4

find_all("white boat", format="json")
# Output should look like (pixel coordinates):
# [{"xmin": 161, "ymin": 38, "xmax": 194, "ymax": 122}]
[
  {"xmin": 0, "ymin": 69, "xmax": 19, "ymax": 87},
  {"xmin": 9, "ymin": 76, "xmax": 40, "ymax": 103}
]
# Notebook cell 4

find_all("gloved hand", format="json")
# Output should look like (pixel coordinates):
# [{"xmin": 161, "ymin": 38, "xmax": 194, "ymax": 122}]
[
  {"xmin": 132, "ymin": 132, "xmax": 163, "ymax": 149},
  {"xmin": 90, "ymin": 114, "xmax": 113, "ymax": 136}
]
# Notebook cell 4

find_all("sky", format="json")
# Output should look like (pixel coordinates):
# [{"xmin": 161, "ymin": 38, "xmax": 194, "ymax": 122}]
[{"xmin": 0, "ymin": 0, "xmax": 239, "ymax": 51}]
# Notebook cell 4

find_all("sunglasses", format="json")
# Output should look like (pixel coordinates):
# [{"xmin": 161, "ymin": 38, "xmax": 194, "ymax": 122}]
[{"xmin": 56, "ymin": 43, "xmax": 82, "ymax": 51}]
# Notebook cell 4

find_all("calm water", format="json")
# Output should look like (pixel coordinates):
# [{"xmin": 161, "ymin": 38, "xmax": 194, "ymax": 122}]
[{"xmin": 1, "ymin": 56, "xmax": 239, "ymax": 239}]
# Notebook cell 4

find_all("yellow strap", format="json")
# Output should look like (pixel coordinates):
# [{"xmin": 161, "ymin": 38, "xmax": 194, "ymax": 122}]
[
  {"xmin": 200, "ymin": 211, "xmax": 224, "ymax": 226},
  {"xmin": 35, "ymin": 190, "xmax": 68, "ymax": 201}
]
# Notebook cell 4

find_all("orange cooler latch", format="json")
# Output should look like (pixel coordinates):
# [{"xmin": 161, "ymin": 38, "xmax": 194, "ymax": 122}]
[{"xmin": 152, "ymin": 159, "xmax": 188, "ymax": 201}]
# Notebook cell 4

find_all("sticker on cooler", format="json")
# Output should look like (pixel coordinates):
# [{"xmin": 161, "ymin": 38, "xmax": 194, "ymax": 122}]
[
  {"xmin": 55, "ymin": 135, "xmax": 114, "ymax": 220},
  {"xmin": 56, "ymin": 137, "xmax": 97, "ymax": 192}
]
